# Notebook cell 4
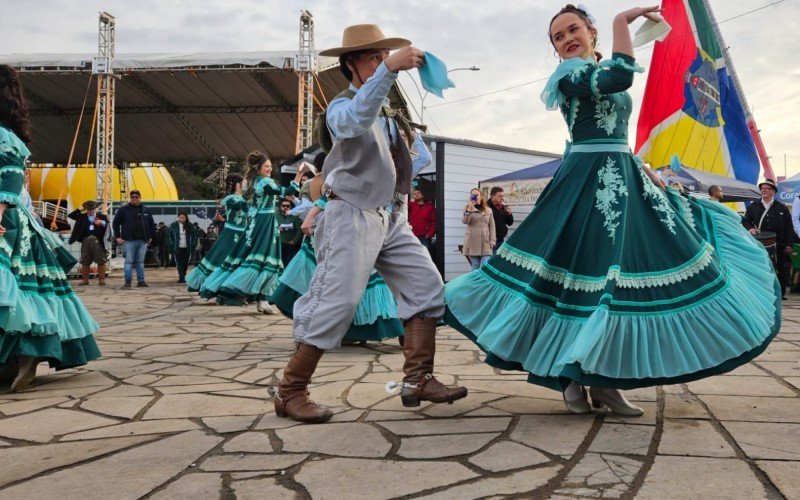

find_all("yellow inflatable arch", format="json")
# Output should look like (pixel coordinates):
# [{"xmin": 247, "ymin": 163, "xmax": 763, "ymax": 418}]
[{"xmin": 27, "ymin": 166, "xmax": 180, "ymax": 211}]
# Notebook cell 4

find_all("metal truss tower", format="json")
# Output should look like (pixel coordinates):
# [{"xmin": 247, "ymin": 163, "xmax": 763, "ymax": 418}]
[
  {"xmin": 295, "ymin": 10, "xmax": 316, "ymax": 153},
  {"xmin": 94, "ymin": 12, "xmax": 116, "ymax": 214}
]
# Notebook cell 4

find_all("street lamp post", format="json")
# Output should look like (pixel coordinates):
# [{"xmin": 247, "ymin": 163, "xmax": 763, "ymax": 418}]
[{"xmin": 414, "ymin": 66, "xmax": 480, "ymax": 124}]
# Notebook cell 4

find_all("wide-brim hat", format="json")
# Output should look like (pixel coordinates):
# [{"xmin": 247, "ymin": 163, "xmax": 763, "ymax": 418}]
[
  {"xmin": 319, "ymin": 24, "xmax": 411, "ymax": 57},
  {"xmin": 758, "ymin": 179, "xmax": 778, "ymax": 191},
  {"xmin": 82, "ymin": 200, "xmax": 98, "ymax": 210}
]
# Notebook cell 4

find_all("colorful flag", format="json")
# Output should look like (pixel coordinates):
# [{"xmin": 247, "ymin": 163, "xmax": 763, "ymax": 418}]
[{"xmin": 635, "ymin": 0, "xmax": 762, "ymax": 184}]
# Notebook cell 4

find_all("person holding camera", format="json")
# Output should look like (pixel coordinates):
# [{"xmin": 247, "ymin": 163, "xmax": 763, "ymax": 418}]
[{"xmin": 462, "ymin": 188, "xmax": 496, "ymax": 271}]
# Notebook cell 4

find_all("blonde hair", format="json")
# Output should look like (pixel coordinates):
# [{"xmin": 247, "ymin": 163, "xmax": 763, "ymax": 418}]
[{"xmin": 466, "ymin": 188, "xmax": 489, "ymax": 213}]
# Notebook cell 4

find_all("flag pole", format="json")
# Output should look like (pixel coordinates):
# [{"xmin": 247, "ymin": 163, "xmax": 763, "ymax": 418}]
[{"xmin": 701, "ymin": 0, "xmax": 775, "ymax": 180}]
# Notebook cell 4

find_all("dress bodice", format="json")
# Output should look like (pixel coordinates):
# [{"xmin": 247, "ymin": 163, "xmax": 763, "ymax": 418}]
[
  {"xmin": 222, "ymin": 195, "xmax": 248, "ymax": 228},
  {"xmin": 542, "ymin": 53, "xmax": 643, "ymax": 145},
  {"xmin": 250, "ymin": 176, "xmax": 298, "ymax": 211},
  {"xmin": 561, "ymin": 87, "xmax": 633, "ymax": 143}
]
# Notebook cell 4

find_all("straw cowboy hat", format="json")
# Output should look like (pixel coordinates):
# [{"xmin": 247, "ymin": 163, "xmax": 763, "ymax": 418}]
[
  {"xmin": 319, "ymin": 24, "xmax": 411, "ymax": 57},
  {"xmin": 758, "ymin": 179, "xmax": 778, "ymax": 191}
]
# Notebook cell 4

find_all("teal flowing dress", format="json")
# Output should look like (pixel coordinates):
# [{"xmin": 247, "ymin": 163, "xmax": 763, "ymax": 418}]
[
  {"xmin": 0, "ymin": 126, "xmax": 101, "ymax": 369},
  {"xmin": 444, "ymin": 53, "xmax": 779, "ymax": 390},
  {"xmin": 186, "ymin": 194, "xmax": 248, "ymax": 297},
  {"xmin": 271, "ymin": 236, "xmax": 404, "ymax": 341},
  {"xmin": 219, "ymin": 176, "xmax": 298, "ymax": 302}
]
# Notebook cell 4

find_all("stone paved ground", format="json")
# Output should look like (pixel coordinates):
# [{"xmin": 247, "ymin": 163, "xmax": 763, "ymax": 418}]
[{"xmin": 1, "ymin": 268, "xmax": 799, "ymax": 499}]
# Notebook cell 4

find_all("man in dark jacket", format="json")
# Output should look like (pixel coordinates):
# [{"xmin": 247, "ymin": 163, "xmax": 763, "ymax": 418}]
[
  {"xmin": 277, "ymin": 197, "xmax": 303, "ymax": 267},
  {"xmin": 68, "ymin": 200, "xmax": 109, "ymax": 285},
  {"xmin": 743, "ymin": 179, "xmax": 794, "ymax": 299},
  {"xmin": 112, "ymin": 190, "xmax": 156, "ymax": 288},
  {"xmin": 487, "ymin": 187, "xmax": 514, "ymax": 253}
]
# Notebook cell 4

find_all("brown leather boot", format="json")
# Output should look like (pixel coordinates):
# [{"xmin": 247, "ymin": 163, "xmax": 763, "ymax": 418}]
[
  {"xmin": 273, "ymin": 343, "xmax": 333, "ymax": 423},
  {"xmin": 97, "ymin": 264, "xmax": 107, "ymax": 285},
  {"xmin": 401, "ymin": 317, "xmax": 468, "ymax": 407},
  {"xmin": 79, "ymin": 265, "xmax": 90, "ymax": 285}
]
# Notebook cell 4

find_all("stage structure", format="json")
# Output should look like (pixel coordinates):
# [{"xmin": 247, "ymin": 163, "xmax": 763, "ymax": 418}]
[
  {"xmin": 295, "ymin": 10, "xmax": 316, "ymax": 154},
  {"xmin": 94, "ymin": 11, "xmax": 115, "ymax": 215}
]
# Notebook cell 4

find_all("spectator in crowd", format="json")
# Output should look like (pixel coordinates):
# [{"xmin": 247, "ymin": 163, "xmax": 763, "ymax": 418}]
[
  {"xmin": 193, "ymin": 222, "xmax": 206, "ymax": 262},
  {"xmin": 277, "ymin": 197, "xmax": 303, "ymax": 267},
  {"xmin": 462, "ymin": 188, "xmax": 496, "ymax": 271},
  {"xmin": 169, "ymin": 211, "xmax": 199, "ymax": 284},
  {"xmin": 155, "ymin": 222, "xmax": 170, "ymax": 267},
  {"xmin": 112, "ymin": 189, "xmax": 156, "ymax": 288},
  {"xmin": 487, "ymin": 186, "xmax": 514, "ymax": 253},
  {"xmin": 150, "ymin": 222, "xmax": 164, "ymax": 267},
  {"xmin": 742, "ymin": 179, "xmax": 793, "ymax": 299},
  {"xmin": 708, "ymin": 185, "xmax": 724, "ymax": 202},
  {"xmin": 408, "ymin": 187, "xmax": 436, "ymax": 252},
  {"xmin": 68, "ymin": 200, "xmax": 109, "ymax": 285}
]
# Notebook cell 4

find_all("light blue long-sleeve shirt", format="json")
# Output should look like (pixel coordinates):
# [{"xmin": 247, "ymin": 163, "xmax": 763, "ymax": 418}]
[{"xmin": 326, "ymin": 61, "xmax": 399, "ymax": 144}]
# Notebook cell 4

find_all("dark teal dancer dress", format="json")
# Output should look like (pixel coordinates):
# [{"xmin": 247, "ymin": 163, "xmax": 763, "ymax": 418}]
[
  {"xmin": 444, "ymin": 53, "xmax": 779, "ymax": 391},
  {"xmin": 271, "ymin": 236, "xmax": 404, "ymax": 342},
  {"xmin": 0, "ymin": 126, "xmax": 101, "ymax": 369},
  {"xmin": 186, "ymin": 194, "xmax": 248, "ymax": 297},
  {"xmin": 219, "ymin": 176, "xmax": 298, "ymax": 302}
]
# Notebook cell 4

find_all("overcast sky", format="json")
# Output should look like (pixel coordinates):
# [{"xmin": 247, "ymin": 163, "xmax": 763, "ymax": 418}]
[{"xmin": 1, "ymin": 0, "xmax": 797, "ymax": 177}]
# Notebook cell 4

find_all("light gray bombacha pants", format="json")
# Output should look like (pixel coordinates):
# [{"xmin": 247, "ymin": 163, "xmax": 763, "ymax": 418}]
[{"xmin": 293, "ymin": 200, "xmax": 444, "ymax": 350}]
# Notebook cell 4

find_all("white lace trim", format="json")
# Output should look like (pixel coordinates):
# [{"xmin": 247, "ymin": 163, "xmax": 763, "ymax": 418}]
[
  {"xmin": 677, "ymin": 193, "xmax": 697, "ymax": 231},
  {"xmin": 589, "ymin": 66, "xmax": 602, "ymax": 99},
  {"xmin": 594, "ymin": 99, "xmax": 617, "ymax": 136},
  {"xmin": 595, "ymin": 157, "xmax": 628, "ymax": 242},
  {"xmin": 497, "ymin": 242, "xmax": 715, "ymax": 292},
  {"xmin": 569, "ymin": 63, "xmax": 593, "ymax": 83},
  {"xmin": 638, "ymin": 166, "xmax": 677, "ymax": 234}
]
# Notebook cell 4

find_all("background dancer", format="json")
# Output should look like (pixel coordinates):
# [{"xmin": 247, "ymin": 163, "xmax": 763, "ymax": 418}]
[
  {"xmin": 0, "ymin": 65, "xmax": 100, "ymax": 392},
  {"xmin": 187, "ymin": 174, "xmax": 247, "ymax": 296},
  {"xmin": 272, "ymin": 24, "xmax": 467, "ymax": 424},
  {"xmin": 219, "ymin": 151, "xmax": 303, "ymax": 314},
  {"xmin": 444, "ymin": 4, "xmax": 779, "ymax": 417}
]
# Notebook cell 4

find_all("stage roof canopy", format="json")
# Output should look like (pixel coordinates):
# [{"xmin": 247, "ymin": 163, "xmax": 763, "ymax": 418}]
[{"xmin": 0, "ymin": 51, "xmax": 409, "ymax": 165}]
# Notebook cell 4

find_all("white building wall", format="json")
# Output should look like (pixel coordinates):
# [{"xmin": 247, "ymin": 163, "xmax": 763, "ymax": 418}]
[{"xmin": 434, "ymin": 142, "xmax": 557, "ymax": 281}]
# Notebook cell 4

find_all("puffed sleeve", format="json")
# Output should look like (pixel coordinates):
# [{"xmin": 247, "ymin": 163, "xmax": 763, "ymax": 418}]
[
  {"xmin": 0, "ymin": 132, "xmax": 27, "ymax": 206},
  {"xmin": 558, "ymin": 53, "xmax": 643, "ymax": 101}
]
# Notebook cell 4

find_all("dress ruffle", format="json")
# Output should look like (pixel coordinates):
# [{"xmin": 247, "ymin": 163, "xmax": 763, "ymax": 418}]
[
  {"xmin": 0, "ymin": 265, "xmax": 99, "ymax": 340},
  {"xmin": 444, "ymin": 195, "xmax": 779, "ymax": 390}
]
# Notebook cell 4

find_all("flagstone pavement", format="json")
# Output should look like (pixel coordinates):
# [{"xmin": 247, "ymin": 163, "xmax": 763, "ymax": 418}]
[{"xmin": 1, "ymin": 268, "xmax": 799, "ymax": 499}]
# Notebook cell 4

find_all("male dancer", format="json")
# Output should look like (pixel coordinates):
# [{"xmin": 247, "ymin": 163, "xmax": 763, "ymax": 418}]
[{"xmin": 273, "ymin": 24, "xmax": 467, "ymax": 423}]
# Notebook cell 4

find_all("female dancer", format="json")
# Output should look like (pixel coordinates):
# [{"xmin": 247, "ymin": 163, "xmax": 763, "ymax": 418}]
[
  {"xmin": 219, "ymin": 151, "xmax": 301, "ymax": 313},
  {"xmin": 270, "ymin": 196, "xmax": 404, "ymax": 343},
  {"xmin": 187, "ymin": 174, "xmax": 247, "ymax": 295},
  {"xmin": 462, "ymin": 188, "xmax": 496, "ymax": 271},
  {"xmin": 0, "ymin": 65, "xmax": 100, "ymax": 391},
  {"xmin": 444, "ymin": 4, "xmax": 779, "ymax": 416}
]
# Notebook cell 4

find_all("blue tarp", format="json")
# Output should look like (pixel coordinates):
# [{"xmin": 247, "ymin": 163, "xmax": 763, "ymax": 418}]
[{"xmin": 482, "ymin": 159, "xmax": 562, "ymax": 183}]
